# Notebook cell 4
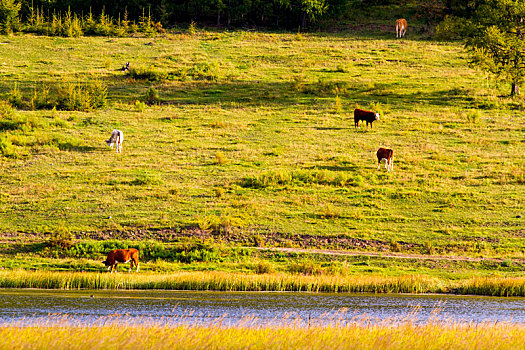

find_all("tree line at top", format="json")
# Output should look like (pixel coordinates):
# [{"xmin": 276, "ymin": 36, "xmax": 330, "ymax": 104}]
[{"xmin": 0, "ymin": 0, "xmax": 503, "ymax": 30}]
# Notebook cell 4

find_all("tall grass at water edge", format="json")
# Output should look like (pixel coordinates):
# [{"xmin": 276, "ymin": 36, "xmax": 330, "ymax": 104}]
[
  {"xmin": 1, "ymin": 270, "xmax": 525, "ymax": 296},
  {"xmin": 1, "ymin": 320, "xmax": 524, "ymax": 349}
]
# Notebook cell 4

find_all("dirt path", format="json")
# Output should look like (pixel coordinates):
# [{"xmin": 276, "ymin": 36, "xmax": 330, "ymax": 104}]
[{"xmin": 251, "ymin": 246, "xmax": 516, "ymax": 263}]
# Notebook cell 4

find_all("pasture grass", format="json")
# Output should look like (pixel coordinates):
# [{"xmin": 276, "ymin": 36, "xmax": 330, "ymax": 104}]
[
  {"xmin": 1, "ymin": 317, "xmax": 525, "ymax": 349},
  {"xmin": 0, "ymin": 31, "xmax": 524, "ymax": 281}
]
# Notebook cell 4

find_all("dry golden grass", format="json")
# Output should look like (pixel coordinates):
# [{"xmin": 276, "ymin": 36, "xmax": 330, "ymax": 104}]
[
  {"xmin": 0, "ymin": 319, "xmax": 524, "ymax": 349},
  {"xmin": 1, "ymin": 269, "xmax": 525, "ymax": 296}
]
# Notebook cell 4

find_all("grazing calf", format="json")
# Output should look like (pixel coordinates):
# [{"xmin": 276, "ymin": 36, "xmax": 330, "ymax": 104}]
[
  {"xmin": 103, "ymin": 249, "xmax": 140, "ymax": 273},
  {"xmin": 377, "ymin": 148, "xmax": 394, "ymax": 172},
  {"xmin": 354, "ymin": 109, "xmax": 380, "ymax": 129},
  {"xmin": 395, "ymin": 19, "xmax": 407, "ymax": 38},
  {"xmin": 106, "ymin": 129, "xmax": 123, "ymax": 153}
]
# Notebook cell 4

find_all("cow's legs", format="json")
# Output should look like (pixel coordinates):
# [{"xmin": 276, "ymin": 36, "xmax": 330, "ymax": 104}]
[{"xmin": 390, "ymin": 157, "xmax": 394, "ymax": 172}]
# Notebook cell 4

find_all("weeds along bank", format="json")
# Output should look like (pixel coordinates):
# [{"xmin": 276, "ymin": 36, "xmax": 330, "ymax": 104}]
[
  {"xmin": 1, "ymin": 270, "xmax": 525, "ymax": 296},
  {"xmin": 1, "ymin": 319, "xmax": 525, "ymax": 349},
  {"xmin": 0, "ymin": 33, "xmax": 524, "ymax": 262}
]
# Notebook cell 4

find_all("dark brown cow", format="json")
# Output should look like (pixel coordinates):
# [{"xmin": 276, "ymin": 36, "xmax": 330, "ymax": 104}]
[
  {"xmin": 354, "ymin": 109, "xmax": 380, "ymax": 129},
  {"xmin": 103, "ymin": 248, "xmax": 139, "ymax": 273},
  {"xmin": 377, "ymin": 148, "xmax": 394, "ymax": 172}
]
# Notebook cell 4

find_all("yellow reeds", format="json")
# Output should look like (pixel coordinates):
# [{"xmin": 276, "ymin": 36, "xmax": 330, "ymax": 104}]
[
  {"xmin": 0, "ymin": 270, "xmax": 524, "ymax": 296},
  {"xmin": 0, "ymin": 270, "xmax": 447, "ymax": 293},
  {"xmin": 0, "ymin": 319, "xmax": 524, "ymax": 349}
]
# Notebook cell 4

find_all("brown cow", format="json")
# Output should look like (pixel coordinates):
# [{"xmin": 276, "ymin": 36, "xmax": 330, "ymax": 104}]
[
  {"xmin": 354, "ymin": 109, "xmax": 380, "ymax": 129},
  {"xmin": 103, "ymin": 248, "xmax": 139, "ymax": 273},
  {"xmin": 377, "ymin": 148, "xmax": 394, "ymax": 172},
  {"xmin": 395, "ymin": 19, "xmax": 407, "ymax": 38}
]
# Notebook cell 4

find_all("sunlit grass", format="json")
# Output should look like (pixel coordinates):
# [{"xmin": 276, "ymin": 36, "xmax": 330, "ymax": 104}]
[
  {"xmin": 0, "ymin": 317, "xmax": 524, "ymax": 349},
  {"xmin": 0, "ymin": 270, "xmax": 524, "ymax": 296},
  {"xmin": 0, "ymin": 32, "xmax": 523, "ymax": 271}
]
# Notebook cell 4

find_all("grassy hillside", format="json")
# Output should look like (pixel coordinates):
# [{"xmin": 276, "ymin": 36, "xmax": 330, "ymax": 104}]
[{"xmin": 0, "ymin": 30, "xmax": 523, "ymax": 266}]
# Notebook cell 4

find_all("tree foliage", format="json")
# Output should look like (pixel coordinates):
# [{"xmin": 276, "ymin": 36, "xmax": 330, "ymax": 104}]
[
  {"xmin": 0, "ymin": 0, "xmax": 21, "ymax": 34},
  {"xmin": 466, "ymin": 0, "xmax": 525, "ymax": 96}
]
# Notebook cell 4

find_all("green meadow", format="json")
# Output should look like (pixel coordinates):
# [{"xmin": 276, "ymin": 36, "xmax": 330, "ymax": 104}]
[{"xmin": 0, "ymin": 29, "xmax": 524, "ymax": 289}]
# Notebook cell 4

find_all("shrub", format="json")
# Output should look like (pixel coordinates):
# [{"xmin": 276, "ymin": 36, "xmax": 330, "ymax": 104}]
[
  {"xmin": 253, "ymin": 261, "xmax": 273, "ymax": 274},
  {"xmin": 213, "ymin": 187, "xmax": 225, "ymax": 198},
  {"xmin": 0, "ymin": 99, "xmax": 14, "ymax": 119},
  {"xmin": 130, "ymin": 171, "xmax": 163, "ymax": 186},
  {"xmin": 423, "ymin": 241, "xmax": 434, "ymax": 255},
  {"xmin": 30, "ymin": 84, "xmax": 53, "ymax": 110},
  {"xmin": 465, "ymin": 109, "xmax": 481, "ymax": 123},
  {"xmin": 214, "ymin": 216, "xmax": 244, "ymax": 235},
  {"xmin": 55, "ymin": 81, "xmax": 107, "ymax": 112},
  {"xmin": 187, "ymin": 21, "xmax": 197, "ymax": 35},
  {"xmin": 251, "ymin": 234, "xmax": 265, "ymax": 247},
  {"xmin": 128, "ymin": 66, "xmax": 168, "ymax": 82},
  {"xmin": 134, "ymin": 100, "xmax": 146, "ymax": 112},
  {"xmin": 47, "ymin": 223, "xmax": 74, "ymax": 250},
  {"xmin": 289, "ymin": 262, "xmax": 323, "ymax": 275},
  {"xmin": 8, "ymin": 83, "xmax": 23, "ymax": 108},
  {"xmin": 214, "ymin": 151, "xmax": 227, "ymax": 165},
  {"xmin": 86, "ymin": 80, "xmax": 107, "ymax": 109},
  {"xmin": 334, "ymin": 95, "xmax": 342, "ymax": 114},
  {"xmin": 435, "ymin": 15, "xmax": 471, "ymax": 41},
  {"xmin": 0, "ymin": 0, "xmax": 21, "ymax": 34},
  {"xmin": 188, "ymin": 62, "xmax": 219, "ymax": 81},
  {"xmin": 390, "ymin": 240, "xmax": 401, "ymax": 252},
  {"xmin": 0, "ymin": 135, "xmax": 18, "ymax": 158},
  {"xmin": 143, "ymin": 87, "xmax": 161, "ymax": 105},
  {"xmin": 320, "ymin": 204, "xmax": 339, "ymax": 219}
]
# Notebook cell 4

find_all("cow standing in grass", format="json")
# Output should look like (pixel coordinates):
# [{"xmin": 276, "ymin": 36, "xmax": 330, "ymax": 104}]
[
  {"xmin": 103, "ymin": 248, "xmax": 139, "ymax": 273},
  {"xmin": 354, "ymin": 109, "xmax": 380, "ymax": 129},
  {"xmin": 106, "ymin": 129, "xmax": 124, "ymax": 153},
  {"xmin": 395, "ymin": 19, "xmax": 407, "ymax": 38},
  {"xmin": 377, "ymin": 148, "xmax": 394, "ymax": 172}
]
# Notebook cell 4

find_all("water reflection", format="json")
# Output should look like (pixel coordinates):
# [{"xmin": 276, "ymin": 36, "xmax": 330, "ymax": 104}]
[{"xmin": 0, "ymin": 289, "xmax": 523, "ymax": 327}]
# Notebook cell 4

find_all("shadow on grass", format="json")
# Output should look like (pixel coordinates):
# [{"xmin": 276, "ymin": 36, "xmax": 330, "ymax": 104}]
[
  {"xmin": 3, "ymin": 242, "xmax": 48, "ymax": 255},
  {"xmin": 0, "ymin": 75, "xmax": 481, "ymax": 112},
  {"xmin": 309, "ymin": 164, "xmax": 360, "ymax": 172},
  {"xmin": 58, "ymin": 143, "xmax": 97, "ymax": 153}
]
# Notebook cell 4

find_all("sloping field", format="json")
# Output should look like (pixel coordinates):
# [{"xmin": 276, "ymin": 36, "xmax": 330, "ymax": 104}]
[{"xmin": 0, "ymin": 32, "xmax": 523, "ymax": 258}]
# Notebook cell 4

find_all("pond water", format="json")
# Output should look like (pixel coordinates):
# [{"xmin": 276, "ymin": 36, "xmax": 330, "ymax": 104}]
[{"xmin": 0, "ymin": 289, "xmax": 524, "ymax": 327}]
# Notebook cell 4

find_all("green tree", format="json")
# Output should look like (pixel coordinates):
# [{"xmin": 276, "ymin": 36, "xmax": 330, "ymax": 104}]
[
  {"xmin": 0, "ymin": 0, "xmax": 21, "ymax": 34},
  {"xmin": 298, "ymin": 0, "xmax": 327, "ymax": 29},
  {"xmin": 466, "ymin": 0, "xmax": 525, "ymax": 96}
]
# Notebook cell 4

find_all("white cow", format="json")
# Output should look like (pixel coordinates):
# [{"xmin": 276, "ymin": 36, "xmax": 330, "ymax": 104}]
[{"xmin": 106, "ymin": 129, "xmax": 124, "ymax": 153}]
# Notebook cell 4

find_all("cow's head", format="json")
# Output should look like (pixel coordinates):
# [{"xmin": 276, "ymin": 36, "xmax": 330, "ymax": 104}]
[
  {"xmin": 102, "ymin": 260, "xmax": 111, "ymax": 266},
  {"xmin": 375, "ymin": 113, "xmax": 380, "ymax": 120}
]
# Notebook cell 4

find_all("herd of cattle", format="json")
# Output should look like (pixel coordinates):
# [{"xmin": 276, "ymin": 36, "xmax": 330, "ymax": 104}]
[{"xmin": 102, "ymin": 19, "xmax": 407, "ymax": 271}]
